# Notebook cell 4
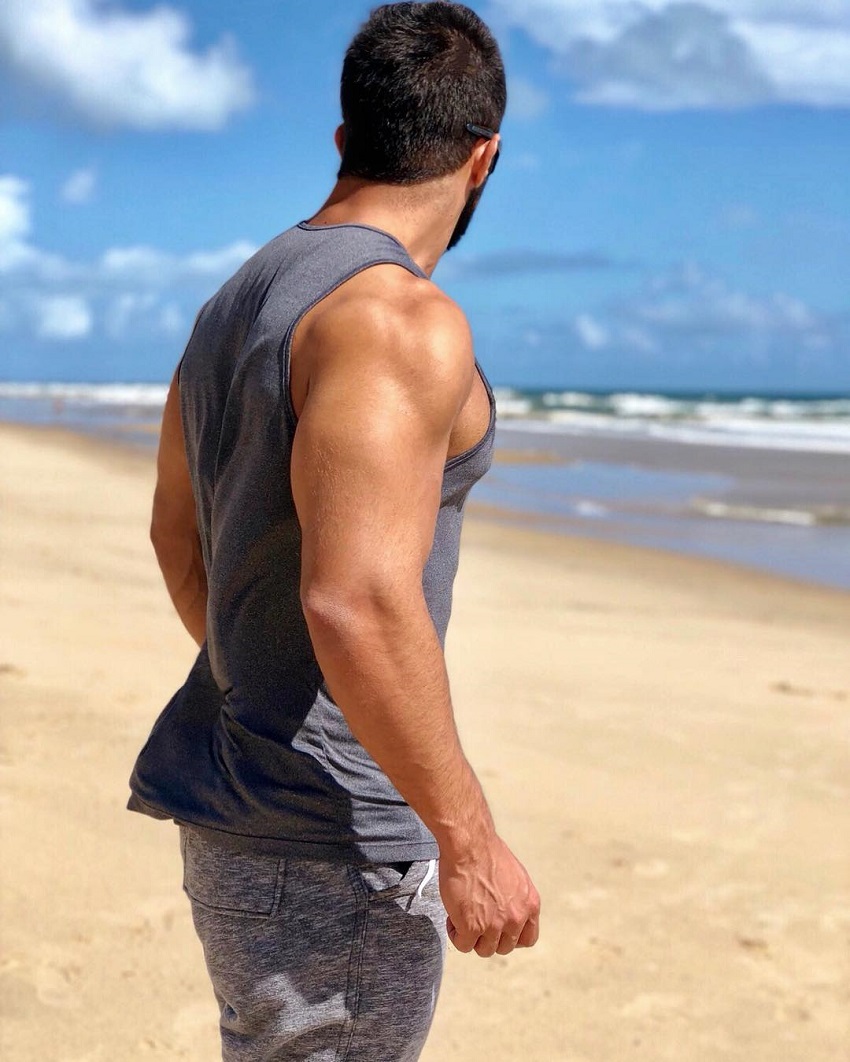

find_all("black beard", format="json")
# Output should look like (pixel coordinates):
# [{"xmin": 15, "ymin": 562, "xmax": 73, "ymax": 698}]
[{"xmin": 446, "ymin": 179, "xmax": 486, "ymax": 251}]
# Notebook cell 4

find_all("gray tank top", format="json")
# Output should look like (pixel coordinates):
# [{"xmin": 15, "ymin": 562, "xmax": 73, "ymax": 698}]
[{"xmin": 128, "ymin": 220, "xmax": 496, "ymax": 862}]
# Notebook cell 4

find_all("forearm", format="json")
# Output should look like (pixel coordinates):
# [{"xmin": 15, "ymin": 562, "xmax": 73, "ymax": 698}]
[
  {"xmin": 303, "ymin": 588, "xmax": 495, "ymax": 855},
  {"xmin": 152, "ymin": 529, "xmax": 208, "ymax": 647}
]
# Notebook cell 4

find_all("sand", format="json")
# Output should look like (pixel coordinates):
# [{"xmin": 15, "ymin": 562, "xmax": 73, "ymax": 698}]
[{"xmin": 1, "ymin": 422, "xmax": 848, "ymax": 1061}]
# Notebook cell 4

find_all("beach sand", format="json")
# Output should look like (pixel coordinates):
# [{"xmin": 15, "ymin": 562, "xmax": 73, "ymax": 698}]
[{"xmin": 1, "ymin": 422, "xmax": 848, "ymax": 1061}]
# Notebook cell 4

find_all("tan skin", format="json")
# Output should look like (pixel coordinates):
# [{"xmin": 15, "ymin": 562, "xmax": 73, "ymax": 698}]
[{"xmin": 151, "ymin": 124, "xmax": 540, "ymax": 959}]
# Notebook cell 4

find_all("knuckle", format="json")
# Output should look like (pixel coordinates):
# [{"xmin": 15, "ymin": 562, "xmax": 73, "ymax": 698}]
[
  {"xmin": 504, "ymin": 916, "xmax": 524, "ymax": 938},
  {"xmin": 508, "ymin": 904, "xmax": 527, "ymax": 927},
  {"xmin": 474, "ymin": 937, "xmax": 497, "ymax": 958}
]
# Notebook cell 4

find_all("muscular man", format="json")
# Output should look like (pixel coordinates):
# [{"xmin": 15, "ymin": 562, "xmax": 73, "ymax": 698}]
[{"xmin": 128, "ymin": 4, "xmax": 540, "ymax": 1059}]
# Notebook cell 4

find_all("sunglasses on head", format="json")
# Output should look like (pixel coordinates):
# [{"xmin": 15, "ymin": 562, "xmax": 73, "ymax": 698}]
[{"xmin": 465, "ymin": 123, "xmax": 500, "ymax": 176}]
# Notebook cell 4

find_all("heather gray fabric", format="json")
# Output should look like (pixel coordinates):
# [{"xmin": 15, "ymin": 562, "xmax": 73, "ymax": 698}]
[
  {"xmin": 128, "ymin": 220, "xmax": 496, "ymax": 863},
  {"xmin": 179, "ymin": 824, "xmax": 447, "ymax": 1062}
]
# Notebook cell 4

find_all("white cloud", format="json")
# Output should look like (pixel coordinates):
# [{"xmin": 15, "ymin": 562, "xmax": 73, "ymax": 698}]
[
  {"xmin": 487, "ymin": 1, "xmax": 850, "ymax": 109},
  {"xmin": 574, "ymin": 312, "xmax": 609, "ymax": 349},
  {"xmin": 0, "ymin": 177, "xmax": 68, "ymax": 278},
  {"xmin": 0, "ymin": 0, "xmax": 255, "ymax": 131},
  {"xmin": 599, "ymin": 262, "xmax": 836, "ymax": 362},
  {"xmin": 182, "ymin": 243, "xmax": 258, "ymax": 277},
  {"xmin": 61, "ymin": 167, "xmax": 97, "ymax": 204},
  {"xmin": 511, "ymin": 260, "xmax": 844, "ymax": 381},
  {"xmin": 100, "ymin": 240, "xmax": 256, "ymax": 284},
  {"xmin": 35, "ymin": 295, "xmax": 92, "ymax": 339},
  {"xmin": 0, "ymin": 175, "xmax": 30, "ymax": 246},
  {"xmin": 100, "ymin": 246, "xmax": 172, "ymax": 282},
  {"xmin": 104, "ymin": 293, "xmax": 187, "ymax": 339},
  {"xmin": 104, "ymin": 292, "xmax": 158, "ymax": 339},
  {"xmin": 0, "ymin": 175, "xmax": 35, "ymax": 273},
  {"xmin": 159, "ymin": 302, "xmax": 185, "ymax": 336},
  {"xmin": 1, "ymin": 171, "xmax": 256, "ymax": 346},
  {"xmin": 627, "ymin": 263, "xmax": 819, "ymax": 335},
  {"xmin": 733, "ymin": 21, "xmax": 850, "ymax": 106}
]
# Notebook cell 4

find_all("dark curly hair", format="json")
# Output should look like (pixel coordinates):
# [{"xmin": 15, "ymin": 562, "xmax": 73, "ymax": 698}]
[{"xmin": 338, "ymin": 2, "xmax": 507, "ymax": 184}]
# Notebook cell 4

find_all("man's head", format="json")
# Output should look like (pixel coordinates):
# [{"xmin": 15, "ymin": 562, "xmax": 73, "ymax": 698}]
[{"xmin": 338, "ymin": 2, "xmax": 506, "ymax": 247}]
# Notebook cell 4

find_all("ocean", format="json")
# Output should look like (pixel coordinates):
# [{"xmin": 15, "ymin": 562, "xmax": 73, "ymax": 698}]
[{"xmin": 2, "ymin": 383, "xmax": 848, "ymax": 590}]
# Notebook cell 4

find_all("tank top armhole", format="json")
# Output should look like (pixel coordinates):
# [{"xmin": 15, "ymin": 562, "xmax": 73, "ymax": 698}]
[
  {"xmin": 175, "ymin": 301, "xmax": 209, "ymax": 388},
  {"xmin": 278, "ymin": 257, "xmax": 429, "ymax": 438}
]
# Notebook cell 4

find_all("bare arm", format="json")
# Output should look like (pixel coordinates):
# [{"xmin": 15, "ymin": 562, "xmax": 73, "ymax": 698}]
[
  {"xmin": 150, "ymin": 368, "xmax": 207, "ymax": 646},
  {"xmin": 291, "ymin": 289, "xmax": 539, "ymax": 957}
]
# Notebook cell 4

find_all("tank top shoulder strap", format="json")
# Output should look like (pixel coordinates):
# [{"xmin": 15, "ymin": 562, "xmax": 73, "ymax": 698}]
[
  {"xmin": 278, "ymin": 221, "xmax": 429, "ymax": 432},
  {"xmin": 294, "ymin": 220, "xmax": 428, "ymax": 280}
]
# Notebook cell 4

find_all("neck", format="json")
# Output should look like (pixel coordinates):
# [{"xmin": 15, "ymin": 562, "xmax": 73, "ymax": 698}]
[{"xmin": 304, "ymin": 176, "xmax": 466, "ymax": 278}]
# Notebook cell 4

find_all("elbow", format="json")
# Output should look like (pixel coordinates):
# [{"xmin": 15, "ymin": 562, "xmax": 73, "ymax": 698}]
[
  {"xmin": 300, "ymin": 578, "xmax": 414, "ymax": 641},
  {"xmin": 150, "ymin": 510, "xmax": 175, "ymax": 558},
  {"xmin": 150, "ymin": 514, "xmax": 165, "ymax": 556},
  {"xmin": 300, "ymin": 584, "xmax": 365, "ymax": 638}
]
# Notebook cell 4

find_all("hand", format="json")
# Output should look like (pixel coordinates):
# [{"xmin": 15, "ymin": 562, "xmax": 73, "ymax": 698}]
[{"xmin": 439, "ymin": 835, "xmax": 540, "ymax": 957}]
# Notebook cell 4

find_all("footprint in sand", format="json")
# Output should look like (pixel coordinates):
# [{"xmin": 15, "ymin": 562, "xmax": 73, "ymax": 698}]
[
  {"xmin": 587, "ymin": 936, "xmax": 624, "ymax": 960},
  {"xmin": 736, "ymin": 934, "xmax": 770, "ymax": 953},
  {"xmin": 771, "ymin": 679, "xmax": 847, "ymax": 701},
  {"xmin": 138, "ymin": 1037, "xmax": 168, "ymax": 1053},
  {"xmin": 771, "ymin": 680, "xmax": 814, "ymax": 697},
  {"xmin": 33, "ymin": 958, "xmax": 82, "ymax": 1009}
]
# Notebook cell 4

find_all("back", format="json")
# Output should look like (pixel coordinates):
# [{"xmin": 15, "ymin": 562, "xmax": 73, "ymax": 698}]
[{"xmin": 128, "ymin": 220, "xmax": 496, "ymax": 862}]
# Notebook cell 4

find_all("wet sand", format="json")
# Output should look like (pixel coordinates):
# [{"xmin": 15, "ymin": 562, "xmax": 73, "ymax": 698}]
[
  {"xmin": 1, "ymin": 422, "xmax": 848, "ymax": 1061},
  {"xmin": 497, "ymin": 423, "xmax": 850, "ymax": 512}
]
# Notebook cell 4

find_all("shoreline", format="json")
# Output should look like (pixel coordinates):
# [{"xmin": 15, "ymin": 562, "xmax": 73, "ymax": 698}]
[
  {"xmin": 4, "ymin": 418, "xmax": 850, "ymax": 598},
  {"xmin": 2, "ymin": 421, "xmax": 848, "ymax": 1061}
]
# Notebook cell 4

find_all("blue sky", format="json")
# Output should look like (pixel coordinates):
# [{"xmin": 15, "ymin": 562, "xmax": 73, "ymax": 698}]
[{"xmin": 1, "ymin": 0, "xmax": 848, "ymax": 391}]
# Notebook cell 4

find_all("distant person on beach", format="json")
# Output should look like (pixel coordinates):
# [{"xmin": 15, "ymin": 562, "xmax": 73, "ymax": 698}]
[{"xmin": 127, "ymin": 2, "xmax": 540, "ymax": 1058}]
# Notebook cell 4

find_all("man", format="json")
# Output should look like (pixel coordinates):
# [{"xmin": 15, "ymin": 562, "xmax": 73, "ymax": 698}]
[{"xmin": 128, "ymin": 3, "xmax": 540, "ymax": 1059}]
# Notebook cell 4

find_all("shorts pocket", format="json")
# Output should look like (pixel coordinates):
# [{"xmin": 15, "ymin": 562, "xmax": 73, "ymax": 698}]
[
  {"xmin": 356, "ymin": 860, "xmax": 435, "ymax": 903},
  {"xmin": 181, "ymin": 829, "xmax": 285, "ymax": 917}
]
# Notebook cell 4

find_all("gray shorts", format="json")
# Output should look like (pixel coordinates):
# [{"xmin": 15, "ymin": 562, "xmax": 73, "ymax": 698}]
[{"xmin": 179, "ymin": 825, "xmax": 447, "ymax": 1061}]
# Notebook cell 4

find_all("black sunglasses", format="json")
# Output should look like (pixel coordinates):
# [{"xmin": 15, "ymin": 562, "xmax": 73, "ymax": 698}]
[{"xmin": 465, "ymin": 122, "xmax": 500, "ymax": 176}]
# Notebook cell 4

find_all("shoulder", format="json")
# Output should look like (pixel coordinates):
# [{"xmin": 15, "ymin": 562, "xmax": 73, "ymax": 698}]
[{"xmin": 302, "ymin": 264, "xmax": 474, "ymax": 397}]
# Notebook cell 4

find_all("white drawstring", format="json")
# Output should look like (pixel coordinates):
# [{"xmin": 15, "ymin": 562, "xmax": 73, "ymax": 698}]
[{"xmin": 416, "ymin": 858, "xmax": 437, "ymax": 899}]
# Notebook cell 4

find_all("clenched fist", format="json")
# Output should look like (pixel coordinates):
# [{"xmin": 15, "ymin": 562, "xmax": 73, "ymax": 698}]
[{"xmin": 439, "ymin": 834, "xmax": 540, "ymax": 958}]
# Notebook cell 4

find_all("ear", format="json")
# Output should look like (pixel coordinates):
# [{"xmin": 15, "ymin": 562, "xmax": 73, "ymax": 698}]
[
  {"xmin": 334, "ymin": 123, "xmax": 345, "ymax": 158},
  {"xmin": 470, "ymin": 133, "xmax": 500, "ymax": 188}
]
